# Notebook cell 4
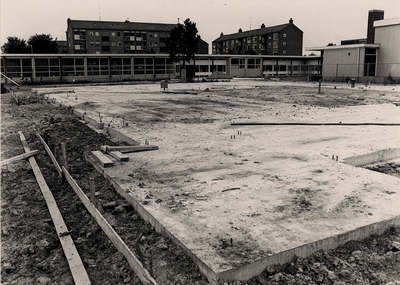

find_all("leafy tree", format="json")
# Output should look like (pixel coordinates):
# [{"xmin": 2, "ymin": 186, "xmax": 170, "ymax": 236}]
[
  {"xmin": 27, "ymin": 34, "xmax": 58, "ymax": 53},
  {"xmin": 1, "ymin": 36, "xmax": 30, "ymax": 53},
  {"xmin": 166, "ymin": 18, "xmax": 200, "ymax": 68}
]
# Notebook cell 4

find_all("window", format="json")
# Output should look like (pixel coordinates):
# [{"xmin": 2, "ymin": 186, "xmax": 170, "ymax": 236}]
[
  {"xmin": 90, "ymin": 42, "xmax": 94, "ymax": 46},
  {"xmin": 95, "ymin": 32, "xmax": 100, "ymax": 36},
  {"xmin": 117, "ymin": 32, "xmax": 121, "ymax": 36},
  {"xmin": 253, "ymin": 36, "xmax": 257, "ymax": 42},
  {"xmin": 239, "ymin": 59, "xmax": 245, "ymax": 69},
  {"xmin": 102, "ymin": 46, "xmax": 110, "ymax": 52},
  {"xmin": 134, "ymin": 58, "xmax": 145, "ymax": 74},
  {"xmin": 117, "ymin": 42, "xmax": 122, "ymax": 47},
  {"xmin": 200, "ymin": 65, "xmax": 209, "ymax": 72},
  {"xmin": 283, "ymin": 50, "xmax": 286, "ymax": 54},
  {"xmin": 89, "ymin": 32, "xmax": 94, "ymax": 36},
  {"xmin": 263, "ymin": 65, "xmax": 273, "ymax": 71},
  {"xmin": 283, "ymin": 33, "xmax": 286, "ymax": 37},
  {"xmin": 145, "ymin": 58, "xmax": 154, "ymax": 74},
  {"xmin": 112, "ymin": 42, "xmax": 116, "ymax": 46},
  {"xmin": 273, "ymin": 33, "xmax": 279, "ymax": 40},
  {"xmin": 283, "ymin": 42, "xmax": 286, "ymax": 46},
  {"xmin": 248, "ymin": 59, "xmax": 261, "ymax": 69},
  {"xmin": 111, "ymin": 32, "xmax": 116, "ymax": 36},
  {"xmin": 35, "ymin": 58, "xmax": 60, "ymax": 77},
  {"xmin": 102, "ymin": 36, "xmax": 110, "ymax": 42},
  {"xmin": 217, "ymin": 65, "xmax": 226, "ymax": 72},
  {"xmin": 61, "ymin": 58, "xmax": 84, "ymax": 76},
  {"xmin": 231, "ymin": 58, "xmax": 239, "ymax": 69},
  {"xmin": 154, "ymin": 33, "xmax": 158, "ymax": 37},
  {"xmin": 95, "ymin": 42, "xmax": 99, "ymax": 45}
]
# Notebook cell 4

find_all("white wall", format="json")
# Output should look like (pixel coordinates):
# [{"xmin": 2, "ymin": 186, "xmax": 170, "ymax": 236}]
[
  {"xmin": 322, "ymin": 48, "xmax": 364, "ymax": 79},
  {"xmin": 375, "ymin": 24, "xmax": 400, "ymax": 77}
]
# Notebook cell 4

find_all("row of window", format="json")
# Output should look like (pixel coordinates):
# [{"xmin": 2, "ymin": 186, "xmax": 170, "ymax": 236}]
[
  {"xmin": 217, "ymin": 33, "xmax": 286, "ymax": 48},
  {"xmin": 1, "ymin": 57, "xmax": 174, "ymax": 77}
]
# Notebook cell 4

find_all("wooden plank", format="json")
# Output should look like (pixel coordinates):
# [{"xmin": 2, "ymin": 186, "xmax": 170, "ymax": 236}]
[
  {"xmin": 91, "ymin": 151, "xmax": 114, "ymax": 167},
  {"xmin": 104, "ymin": 145, "xmax": 159, "ymax": 153},
  {"xmin": 18, "ymin": 131, "xmax": 91, "ymax": 285},
  {"xmin": 231, "ymin": 122, "xmax": 400, "ymax": 126},
  {"xmin": 62, "ymin": 166, "xmax": 158, "ymax": 285},
  {"xmin": 35, "ymin": 132, "xmax": 63, "ymax": 177},
  {"xmin": 1, "ymin": 150, "xmax": 39, "ymax": 166},
  {"xmin": 108, "ymin": 151, "xmax": 129, "ymax": 162}
]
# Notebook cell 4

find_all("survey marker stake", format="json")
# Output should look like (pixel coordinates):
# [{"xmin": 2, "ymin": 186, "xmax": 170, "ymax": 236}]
[
  {"xmin": 90, "ymin": 178, "xmax": 96, "ymax": 205},
  {"xmin": 61, "ymin": 142, "xmax": 68, "ymax": 169}
]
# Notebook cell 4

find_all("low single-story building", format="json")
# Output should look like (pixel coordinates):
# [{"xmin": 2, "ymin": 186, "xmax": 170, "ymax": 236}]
[{"xmin": 306, "ymin": 11, "xmax": 399, "ymax": 83}]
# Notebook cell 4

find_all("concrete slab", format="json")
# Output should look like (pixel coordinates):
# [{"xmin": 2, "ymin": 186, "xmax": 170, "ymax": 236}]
[{"xmin": 38, "ymin": 82, "xmax": 400, "ymax": 283}]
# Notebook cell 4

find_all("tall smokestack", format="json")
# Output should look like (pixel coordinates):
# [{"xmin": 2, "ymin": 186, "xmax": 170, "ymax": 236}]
[{"xmin": 367, "ymin": 10, "xmax": 384, "ymax": 44}]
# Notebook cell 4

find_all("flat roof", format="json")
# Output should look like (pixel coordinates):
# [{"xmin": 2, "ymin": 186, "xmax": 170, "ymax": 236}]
[
  {"xmin": 306, "ymin": 43, "xmax": 380, "ymax": 51},
  {"xmin": 374, "ymin": 17, "xmax": 400, "ymax": 27}
]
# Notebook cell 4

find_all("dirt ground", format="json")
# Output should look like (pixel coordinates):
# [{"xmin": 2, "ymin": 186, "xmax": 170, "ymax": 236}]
[{"xmin": 1, "ymin": 82, "xmax": 400, "ymax": 285}]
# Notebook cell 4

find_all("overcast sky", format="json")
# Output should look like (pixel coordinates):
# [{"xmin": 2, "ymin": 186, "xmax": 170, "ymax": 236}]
[{"xmin": 1, "ymin": 0, "xmax": 399, "ymax": 54}]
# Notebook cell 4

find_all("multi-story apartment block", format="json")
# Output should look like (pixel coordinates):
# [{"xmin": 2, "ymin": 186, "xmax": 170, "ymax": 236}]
[
  {"xmin": 66, "ymin": 18, "xmax": 208, "ymax": 54},
  {"xmin": 212, "ymin": 18, "xmax": 303, "ymax": 55}
]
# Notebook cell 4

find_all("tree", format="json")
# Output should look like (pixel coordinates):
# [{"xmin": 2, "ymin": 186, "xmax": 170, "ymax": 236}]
[
  {"xmin": 1, "ymin": 37, "xmax": 30, "ymax": 54},
  {"xmin": 27, "ymin": 34, "xmax": 58, "ymax": 53},
  {"xmin": 166, "ymin": 18, "xmax": 200, "ymax": 69}
]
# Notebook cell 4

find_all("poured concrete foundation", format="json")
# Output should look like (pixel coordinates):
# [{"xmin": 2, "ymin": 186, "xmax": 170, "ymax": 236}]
[{"xmin": 39, "ymin": 82, "xmax": 400, "ymax": 283}]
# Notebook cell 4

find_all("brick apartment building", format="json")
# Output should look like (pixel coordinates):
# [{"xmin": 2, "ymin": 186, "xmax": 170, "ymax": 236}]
[
  {"xmin": 66, "ymin": 18, "xmax": 208, "ymax": 54},
  {"xmin": 212, "ymin": 18, "xmax": 303, "ymax": 55}
]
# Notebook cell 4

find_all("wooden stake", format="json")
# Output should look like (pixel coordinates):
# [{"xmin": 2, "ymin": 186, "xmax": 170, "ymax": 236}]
[
  {"xmin": 318, "ymin": 79, "xmax": 322, "ymax": 94},
  {"xmin": 62, "ymin": 167, "xmax": 157, "ymax": 285},
  {"xmin": 61, "ymin": 142, "xmax": 68, "ymax": 169},
  {"xmin": 55, "ymin": 147, "xmax": 61, "ymax": 166},
  {"xmin": 158, "ymin": 261, "xmax": 167, "ymax": 285},
  {"xmin": 18, "ymin": 132, "xmax": 91, "ymax": 285},
  {"xmin": 90, "ymin": 178, "xmax": 96, "ymax": 205}
]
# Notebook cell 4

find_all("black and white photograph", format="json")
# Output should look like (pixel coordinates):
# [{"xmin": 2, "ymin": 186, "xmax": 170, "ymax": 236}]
[{"xmin": 1, "ymin": 0, "xmax": 400, "ymax": 284}]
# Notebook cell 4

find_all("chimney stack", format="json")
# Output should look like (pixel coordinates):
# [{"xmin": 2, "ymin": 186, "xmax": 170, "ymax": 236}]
[
  {"xmin": 289, "ymin": 18, "xmax": 293, "ymax": 24},
  {"xmin": 367, "ymin": 10, "xmax": 384, "ymax": 44},
  {"xmin": 238, "ymin": 28, "xmax": 242, "ymax": 33}
]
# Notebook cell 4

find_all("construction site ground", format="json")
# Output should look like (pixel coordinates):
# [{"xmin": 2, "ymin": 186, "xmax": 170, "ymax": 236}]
[{"xmin": 1, "ymin": 79, "xmax": 400, "ymax": 285}]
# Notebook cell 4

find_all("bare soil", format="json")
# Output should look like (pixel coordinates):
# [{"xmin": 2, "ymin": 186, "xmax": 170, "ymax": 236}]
[{"xmin": 1, "ymin": 84, "xmax": 400, "ymax": 285}]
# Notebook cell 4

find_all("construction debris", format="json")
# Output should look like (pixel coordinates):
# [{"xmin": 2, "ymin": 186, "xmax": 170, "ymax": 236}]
[
  {"xmin": 1, "ymin": 150, "xmax": 39, "ymax": 167},
  {"xmin": 102, "ymin": 145, "xmax": 159, "ymax": 153},
  {"xmin": 91, "ymin": 151, "xmax": 114, "ymax": 167}
]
